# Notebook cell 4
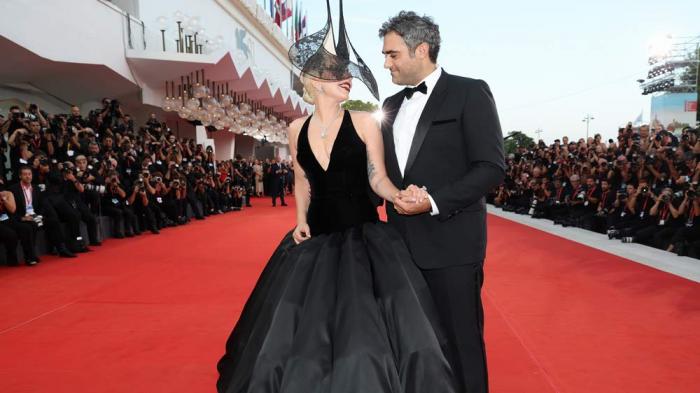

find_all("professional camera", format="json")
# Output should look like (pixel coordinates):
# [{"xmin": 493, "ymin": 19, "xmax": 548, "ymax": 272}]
[
  {"xmin": 29, "ymin": 213, "xmax": 44, "ymax": 227},
  {"xmin": 661, "ymin": 194, "xmax": 671, "ymax": 203},
  {"xmin": 172, "ymin": 179, "xmax": 181, "ymax": 188},
  {"xmin": 641, "ymin": 186, "xmax": 650, "ymax": 194},
  {"xmin": 617, "ymin": 191, "xmax": 628, "ymax": 201},
  {"xmin": 84, "ymin": 183, "xmax": 107, "ymax": 194}
]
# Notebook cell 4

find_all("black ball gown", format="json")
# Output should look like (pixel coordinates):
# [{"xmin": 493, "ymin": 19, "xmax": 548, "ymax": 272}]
[{"xmin": 217, "ymin": 111, "xmax": 456, "ymax": 393}]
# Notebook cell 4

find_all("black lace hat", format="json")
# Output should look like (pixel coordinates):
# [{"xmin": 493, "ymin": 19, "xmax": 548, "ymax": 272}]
[{"xmin": 288, "ymin": 0, "xmax": 379, "ymax": 100}]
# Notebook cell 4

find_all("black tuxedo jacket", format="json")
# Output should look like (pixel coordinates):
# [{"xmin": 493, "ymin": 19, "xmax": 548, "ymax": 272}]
[
  {"xmin": 382, "ymin": 71, "xmax": 505, "ymax": 269},
  {"xmin": 9, "ymin": 183, "xmax": 45, "ymax": 219}
]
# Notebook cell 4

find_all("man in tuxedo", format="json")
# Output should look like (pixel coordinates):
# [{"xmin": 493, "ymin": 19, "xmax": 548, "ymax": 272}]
[
  {"xmin": 269, "ymin": 157, "xmax": 287, "ymax": 207},
  {"xmin": 379, "ymin": 12, "xmax": 505, "ymax": 393}
]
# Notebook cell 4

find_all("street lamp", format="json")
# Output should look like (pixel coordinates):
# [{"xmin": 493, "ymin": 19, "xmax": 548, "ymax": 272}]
[
  {"xmin": 582, "ymin": 114, "xmax": 595, "ymax": 140},
  {"xmin": 155, "ymin": 16, "xmax": 169, "ymax": 51}
]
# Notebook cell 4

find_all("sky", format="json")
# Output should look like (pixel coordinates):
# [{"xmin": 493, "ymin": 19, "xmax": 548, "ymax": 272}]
[{"xmin": 273, "ymin": 0, "xmax": 699, "ymax": 143}]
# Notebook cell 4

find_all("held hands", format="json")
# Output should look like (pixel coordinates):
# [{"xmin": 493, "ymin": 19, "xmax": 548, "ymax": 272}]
[
  {"xmin": 293, "ymin": 222, "xmax": 311, "ymax": 244},
  {"xmin": 393, "ymin": 184, "xmax": 432, "ymax": 216}
]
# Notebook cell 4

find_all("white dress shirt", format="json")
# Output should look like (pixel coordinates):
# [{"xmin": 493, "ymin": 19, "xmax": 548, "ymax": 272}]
[{"xmin": 392, "ymin": 66, "xmax": 443, "ymax": 215}]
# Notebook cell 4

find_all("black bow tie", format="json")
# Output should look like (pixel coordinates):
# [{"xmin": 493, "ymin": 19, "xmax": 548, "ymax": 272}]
[{"xmin": 403, "ymin": 82, "xmax": 427, "ymax": 100}]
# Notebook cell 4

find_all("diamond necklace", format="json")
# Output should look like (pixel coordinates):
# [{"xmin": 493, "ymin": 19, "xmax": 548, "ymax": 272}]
[{"xmin": 317, "ymin": 107, "xmax": 343, "ymax": 139}]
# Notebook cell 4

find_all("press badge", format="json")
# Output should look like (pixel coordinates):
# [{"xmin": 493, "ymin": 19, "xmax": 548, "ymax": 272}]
[
  {"xmin": 640, "ymin": 212, "xmax": 645, "ymax": 219},
  {"xmin": 112, "ymin": 198, "xmax": 119, "ymax": 205},
  {"xmin": 659, "ymin": 220, "xmax": 665, "ymax": 226},
  {"xmin": 0, "ymin": 213, "xmax": 9, "ymax": 222},
  {"xmin": 67, "ymin": 150, "xmax": 75, "ymax": 157},
  {"xmin": 156, "ymin": 197, "xmax": 163, "ymax": 204},
  {"xmin": 584, "ymin": 201, "xmax": 589, "ymax": 207}
]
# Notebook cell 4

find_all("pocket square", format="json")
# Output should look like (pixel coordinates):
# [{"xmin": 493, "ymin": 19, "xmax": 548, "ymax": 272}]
[{"xmin": 432, "ymin": 118, "xmax": 457, "ymax": 126}]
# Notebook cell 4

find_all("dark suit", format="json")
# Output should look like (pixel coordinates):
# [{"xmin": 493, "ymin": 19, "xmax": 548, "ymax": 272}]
[
  {"xmin": 382, "ymin": 71, "xmax": 505, "ymax": 393},
  {"xmin": 8, "ymin": 182, "xmax": 64, "ymax": 260},
  {"xmin": 269, "ymin": 162, "xmax": 286, "ymax": 206}
]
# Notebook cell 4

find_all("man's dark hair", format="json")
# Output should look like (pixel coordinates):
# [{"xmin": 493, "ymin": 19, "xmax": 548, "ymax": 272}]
[
  {"xmin": 19, "ymin": 165, "xmax": 32, "ymax": 174},
  {"xmin": 378, "ymin": 11, "xmax": 441, "ymax": 63}
]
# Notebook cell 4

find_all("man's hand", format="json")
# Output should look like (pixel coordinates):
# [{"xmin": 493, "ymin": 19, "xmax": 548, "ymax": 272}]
[{"xmin": 393, "ymin": 185, "xmax": 432, "ymax": 216}]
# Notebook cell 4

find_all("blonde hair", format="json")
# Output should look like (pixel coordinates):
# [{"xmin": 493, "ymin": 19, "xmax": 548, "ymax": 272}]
[{"xmin": 301, "ymin": 74, "xmax": 318, "ymax": 105}]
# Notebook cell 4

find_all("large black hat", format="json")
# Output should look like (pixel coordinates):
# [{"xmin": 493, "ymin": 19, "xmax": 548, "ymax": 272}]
[{"xmin": 288, "ymin": 0, "xmax": 379, "ymax": 100}]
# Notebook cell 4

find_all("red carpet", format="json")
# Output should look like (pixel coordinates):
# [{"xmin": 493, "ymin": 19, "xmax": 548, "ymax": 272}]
[{"xmin": 0, "ymin": 197, "xmax": 698, "ymax": 392}]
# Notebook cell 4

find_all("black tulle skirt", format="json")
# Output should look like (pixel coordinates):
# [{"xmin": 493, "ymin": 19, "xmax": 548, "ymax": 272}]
[{"xmin": 216, "ymin": 222, "xmax": 456, "ymax": 393}]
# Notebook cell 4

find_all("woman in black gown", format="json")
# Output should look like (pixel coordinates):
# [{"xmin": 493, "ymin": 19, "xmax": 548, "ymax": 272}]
[{"xmin": 216, "ymin": 2, "xmax": 456, "ymax": 392}]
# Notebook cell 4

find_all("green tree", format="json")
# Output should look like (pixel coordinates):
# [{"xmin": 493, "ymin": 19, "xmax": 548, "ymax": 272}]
[
  {"xmin": 342, "ymin": 100, "xmax": 378, "ymax": 112},
  {"xmin": 504, "ymin": 131, "xmax": 535, "ymax": 155}
]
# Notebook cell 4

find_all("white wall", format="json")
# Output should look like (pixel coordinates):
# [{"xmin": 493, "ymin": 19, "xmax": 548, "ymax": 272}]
[{"xmin": 0, "ymin": 0, "xmax": 136, "ymax": 84}]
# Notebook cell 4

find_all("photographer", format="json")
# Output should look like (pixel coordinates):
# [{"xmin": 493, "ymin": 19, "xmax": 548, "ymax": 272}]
[
  {"xmin": 128, "ymin": 173, "xmax": 157, "ymax": 234},
  {"xmin": 97, "ymin": 98, "xmax": 124, "ymax": 131},
  {"xmin": 592, "ymin": 179, "xmax": 615, "ymax": 233},
  {"xmin": 555, "ymin": 174, "xmax": 585, "ymax": 226},
  {"xmin": 610, "ymin": 180, "xmax": 656, "ymax": 240},
  {"xmin": 101, "ymin": 170, "xmax": 137, "ymax": 238},
  {"xmin": 623, "ymin": 187, "xmax": 682, "ymax": 249},
  {"xmin": 9, "ymin": 166, "xmax": 74, "ymax": 261},
  {"xmin": 62, "ymin": 161, "xmax": 101, "ymax": 246},
  {"xmin": 37, "ymin": 158, "xmax": 87, "ymax": 254},
  {"xmin": 66, "ymin": 105, "xmax": 87, "ymax": 130},
  {"xmin": 668, "ymin": 185, "xmax": 700, "ymax": 256},
  {"xmin": 149, "ymin": 171, "xmax": 178, "ymax": 228},
  {"xmin": 542, "ymin": 178, "xmax": 570, "ymax": 220},
  {"xmin": 182, "ymin": 162, "xmax": 204, "ymax": 220}
]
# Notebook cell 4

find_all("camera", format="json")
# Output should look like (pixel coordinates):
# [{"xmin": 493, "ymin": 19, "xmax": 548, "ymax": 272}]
[
  {"xmin": 661, "ymin": 194, "xmax": 670, "ymax": 203},
  {"xmin": 641, "ymin": 186, "xmax": 649, "ymax": 194},
  {"xmin": 84, "ymin": 183, "xmax": 107, "ymax": 194},
  {"xmin": 28, "ymin": 213, "xmax": 44, "ymax": 227}
]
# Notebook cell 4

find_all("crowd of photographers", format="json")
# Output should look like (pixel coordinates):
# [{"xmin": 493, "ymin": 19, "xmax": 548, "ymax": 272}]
[
  {"xmin": 489, "ymin": 122, "xmax": 700, "ymax": 259},
  {"xmin": 0, "ymin": 100, "xmax": 290, "ymax": 267}
]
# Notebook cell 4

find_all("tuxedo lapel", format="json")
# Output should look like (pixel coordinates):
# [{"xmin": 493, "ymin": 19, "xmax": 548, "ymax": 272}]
[
  {"xmin": 403, "ymin": 72, "xmax": 449, "ymax": 178},
  {"xmin": 382, "ymin": 94, "xmax": 403, "ymax": 184}
]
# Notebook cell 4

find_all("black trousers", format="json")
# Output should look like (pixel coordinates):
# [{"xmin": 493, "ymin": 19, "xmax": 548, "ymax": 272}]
[
  {"xmin": 0, "ymin": 220, "xmax": 19, "ymax": 265},
  {"xmin": 271, "ymin": 180, "xmax": 285, "ymax": 206},
  {"xmin": 102, "ymin": 204, "xmax": 137, "ymax": 235},
  {"xmin": 6, "ymin": 219, "xmax": 38, "ymax": 262},
  {"xmin": 423, "ymin": 263, "xmax": 488, "ymax": 393},
  {"xmin": 46, "ymin": 194, "xmax": 82, "ymax": 248}
]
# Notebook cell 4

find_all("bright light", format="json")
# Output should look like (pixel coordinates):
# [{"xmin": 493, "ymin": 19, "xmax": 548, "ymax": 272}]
[
  {"xmin": 372, "ymin": 109, "xmax": 384, "ymax": 123},
  {"xmin": 649, "ymin": 34, "xmax": 673, "ymax": 58}
]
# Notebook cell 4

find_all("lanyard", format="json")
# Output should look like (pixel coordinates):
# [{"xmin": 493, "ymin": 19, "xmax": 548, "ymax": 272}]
[
  {"xmin": 22, "ymin": 184, "xmax": 33, "ymax": 207},
  {"xmin": 641, "ymin": 196, "xmax": 650, "ymax": 212},
  {"xmin": 659, "ymin": 205, "xmax": 670, "ymax": 222},
  {"xmin": 556, "ymin": 187, "xmax": 564, "ymax": 200},
  {"xmin": 600, "ymin": 191, "xmax": 609, "ymax": 206},
  {"xmin": 586, "ymin": 186, "xmax": 597, "ymax": 199}
]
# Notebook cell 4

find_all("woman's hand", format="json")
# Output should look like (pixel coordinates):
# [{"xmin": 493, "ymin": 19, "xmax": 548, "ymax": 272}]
[{"xmin": 293, "ymin": 222, "xmax": 311, "ymax": 244}]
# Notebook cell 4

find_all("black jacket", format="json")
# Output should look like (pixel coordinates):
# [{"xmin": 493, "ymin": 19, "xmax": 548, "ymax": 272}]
[
  {"xmin": 382, "ymin": 71, "xmax": 505, "ymax": 269},
  {"xmin": 9, "ymin": 182, "xmax": 45, "ymax": 219}
]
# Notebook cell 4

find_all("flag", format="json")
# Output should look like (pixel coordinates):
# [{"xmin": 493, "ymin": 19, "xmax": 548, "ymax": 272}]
[
  {"xmin": 301, "ymin": 11, "xmax": 307, "ymax": 37},
  {"xmin": 633, "ymin": 110, "xmax": 643, "ymax": 126},
  {"xmin": 269, "ymin": 0, "xmax": 274, "ymax": 18},
  {"xmin": 294, "ymin": 1, "xmax": 301, "ymax": 41},
  {"xmin": 274, "ymin": 0, "xmax": 281, "ymax": 26},
  {"xmin": 274, "ymin": 0, "xmax": 293, "ymax": 28}
]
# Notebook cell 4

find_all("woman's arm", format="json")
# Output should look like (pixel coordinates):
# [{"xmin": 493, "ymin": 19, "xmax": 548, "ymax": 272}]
[
  {"xmin": 1, "ymin": 191, "xmax": 16, "ymax": 214},
  {"xmin": 352, "ymin": 112, "xmax": 400, "ymax": 203},
  {"xmin": 288, "ymin": 117, "xmax": 312, "ymax": 243}
]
